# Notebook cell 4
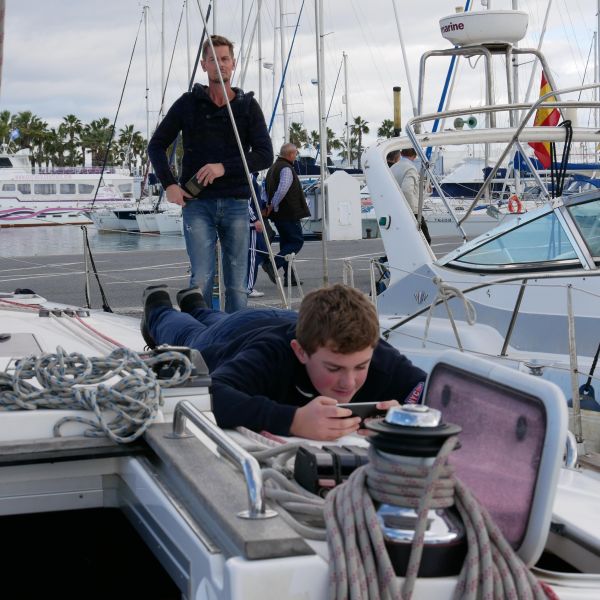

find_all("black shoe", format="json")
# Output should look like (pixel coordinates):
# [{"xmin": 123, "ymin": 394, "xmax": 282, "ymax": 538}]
[
  {"xmin": 283, "ymin": 272, "xmax": 303, "ymax": 287},
  {"xmin": 176, "ymin": 286, "xmax": 207, "ymax": 313},
  {"xmin": 261, "ymin": 261, "xmax": 278, "ymax": 285},
  {"xmin": 141, "ymin": 284, "xmax": 172, "ymax": 349}
]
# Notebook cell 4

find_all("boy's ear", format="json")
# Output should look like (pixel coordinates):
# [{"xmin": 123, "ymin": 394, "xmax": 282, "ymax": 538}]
[{"xmin": 290, "ymin": 339, "xmax": 308, "ymax": 364}]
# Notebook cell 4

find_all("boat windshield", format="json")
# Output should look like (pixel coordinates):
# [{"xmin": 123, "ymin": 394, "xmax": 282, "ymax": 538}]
[
  {"xmin": 569, "ymin": 198, "xmax": 600, "ymax": 257},
  {"xmin": 453, "ymin": 211, "xmax": 578, "ymax": 267}
]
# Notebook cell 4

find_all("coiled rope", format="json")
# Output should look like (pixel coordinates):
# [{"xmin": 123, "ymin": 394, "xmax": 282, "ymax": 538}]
[
  {"xmin": 245, "ymin": 435, "xmax": 556, "ymax": 600},
  {"xmin": 0, "ymin": 346, "xmax": 192, "ymax": 443},
  {"xmin": 423, "ymin": 276, "xmax": 477, "ymax": 351}
]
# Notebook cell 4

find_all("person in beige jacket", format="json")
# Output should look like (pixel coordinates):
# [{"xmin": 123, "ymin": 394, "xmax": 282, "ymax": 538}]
[{"xmin": 390, "ymin": 148, "xmax": 431, "ymax": 243}]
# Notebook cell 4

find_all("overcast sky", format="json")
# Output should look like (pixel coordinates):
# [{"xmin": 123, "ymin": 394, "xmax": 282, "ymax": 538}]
[{"xmin": 1, "ymin": 0, "xmax": 598, "ymax": 147}]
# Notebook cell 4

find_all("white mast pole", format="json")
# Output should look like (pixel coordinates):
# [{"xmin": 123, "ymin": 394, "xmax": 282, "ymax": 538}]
[
  {"xmin": 160, "ymin": 0, "xmax": 165, "ymax": 119},
  {"xmin": 523, "ymin": 0, "xmax": 553, "ymax": 105},
  {"xmin": 212, "ymin": 0, "xmax": 216, "ymax": 33},
  {"xmin": 597, "ymin": 0, "xmax": 600, "ymax": 132},
  {"xmin": 315, "ymin": 0, "xmax": 329, "ymax": 283},
  {"xmin": 391, "ymin": 0, "xmax": 417, "ymax": 116},
  {"xmin": 279, "ymin": 0, "xmax": 289, "ymax": 143},
  {"xmin": 0, "ymin": 0, "xmax": 5, "ymax": 103},
  {"xmin": 343, "ymin": 51, "xmax": 351, "ymax": 166},
  {"xmin": 258, "ymin": 0, "xmax": 263, "ymax": 108},
  {"xmin": 144, "ymin": 5, "xmax": 150, "ymax": 143},
  {"xmin": 272, "ymin": 0, "xmax": 278, "ymax": 138},
  {"xmin": 186, "ymin": 0, "xmax": 191, "ymax": 82}
]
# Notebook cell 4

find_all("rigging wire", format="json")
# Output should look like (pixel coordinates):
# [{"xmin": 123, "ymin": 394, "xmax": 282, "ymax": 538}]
[{"xmin": 90, "ymin": 11, "xmax": 143, "ymax": 211}]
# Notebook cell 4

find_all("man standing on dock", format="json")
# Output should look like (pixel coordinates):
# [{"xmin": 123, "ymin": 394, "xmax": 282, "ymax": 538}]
[
  {"xmin": 148, "ymin": 35, "xmax": 273, "ymax": 312},
  {"xmin": 261, "ymin": 143, "xmax": 310, "ymax": 287}
]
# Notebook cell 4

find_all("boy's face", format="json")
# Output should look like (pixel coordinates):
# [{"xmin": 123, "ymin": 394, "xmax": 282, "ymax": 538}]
[{"xmin": 291, "ymin": 341, "xmax": 373, "ymax": 402}]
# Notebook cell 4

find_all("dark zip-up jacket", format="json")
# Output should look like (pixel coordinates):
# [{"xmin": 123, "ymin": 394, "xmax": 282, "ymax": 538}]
[
  {"xmin": 201, "ymin": 322, "xmax": 427, "ymax": 435},
  {"xmin": 148, "ymin": 84, "xmax": 273, "ymax": 199}
]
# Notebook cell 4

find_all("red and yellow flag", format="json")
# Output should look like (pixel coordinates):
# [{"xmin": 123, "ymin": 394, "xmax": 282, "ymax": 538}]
[{"xmin": 528, "ymin": 71, "xmax": 560, "ymax": 169}]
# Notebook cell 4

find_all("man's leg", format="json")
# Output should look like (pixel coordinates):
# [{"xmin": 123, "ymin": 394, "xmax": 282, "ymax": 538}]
[
  {"xmin": 272, "ymin": 220, "xmax": 304, "ymax": 280},
  {"xmin": 218, "ymin": 197, "xmax": 250, "ymax": 312},
  {"xmin": 183, "ymin": 200, "xmax": 217, "ymax": 303}
]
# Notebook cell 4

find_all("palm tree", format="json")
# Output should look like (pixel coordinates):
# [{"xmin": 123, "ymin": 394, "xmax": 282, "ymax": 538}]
[
  {"xmin": 338, "ymin": 136, "xmax": 359, "ymax": 166},
  {"xmin": 0, "ymin": 110, "xmax": 12, "ymax": 143},
  {"xmin": 58, "ymin": 114, "xmax": 83, "ymax": 166},
  {"xmin": 10, "ymin": 111, "xmax": 49, "ymax": 169},
  {"xmin": 81, "ymin": 118, "xmax": 114, "ymax": 166},
  {"xmin": 351, "ymin": 116, "xmax": 369, "ymax": 169},
  {"xmin": 377, "ymin": 119, "xmax": 395, "ymax": 139},
  {"xmin": 307, "ymin": 130, "xmax": 320, "ymax": 149},
  {"xmin": 288, "ymin": 122, "xmax": 308, "ymax": 148}
]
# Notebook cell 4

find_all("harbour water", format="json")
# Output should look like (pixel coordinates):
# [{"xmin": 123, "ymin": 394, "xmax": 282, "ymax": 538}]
[{"xmin": 0, "ymin": 225, "xmax": 186, "ymax": 257}]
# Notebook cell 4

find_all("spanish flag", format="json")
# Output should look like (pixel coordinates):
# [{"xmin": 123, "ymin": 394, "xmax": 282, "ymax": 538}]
[{"xmin": 528, "ymin": 71, "xmax": 560, "ymax": 169}]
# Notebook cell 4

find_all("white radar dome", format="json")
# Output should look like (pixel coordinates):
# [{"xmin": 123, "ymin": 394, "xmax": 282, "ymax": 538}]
[{"xmin": 439, "ymin": 10, "xmax": 528, "ymax": 47}]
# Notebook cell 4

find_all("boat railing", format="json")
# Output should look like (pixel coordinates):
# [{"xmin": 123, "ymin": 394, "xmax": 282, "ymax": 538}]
[
  {"xmin": 36, "ymin": 166, "xmax": 128, "ymax": 175},
  {"xmin": 170, "ymin": 400, "xmax": 277, "ymax": 520},
  {"xmin": 404, "ymin": 82, "xmax": 600, "ymax": 241}
]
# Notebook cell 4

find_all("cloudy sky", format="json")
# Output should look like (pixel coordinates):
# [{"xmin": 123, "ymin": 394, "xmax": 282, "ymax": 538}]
[{"xmin": 1, "ymin": 0, "xmax": 598, "ymax": 147}]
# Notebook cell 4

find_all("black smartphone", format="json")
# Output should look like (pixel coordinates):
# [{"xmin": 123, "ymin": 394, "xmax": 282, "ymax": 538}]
[
  {"xmin": 184, "ymin": 174, "xmax": 205, "ymax": 197},
  {"xmin": 337, "ymin": 402, "xmax": 386, "ymax": 420}
]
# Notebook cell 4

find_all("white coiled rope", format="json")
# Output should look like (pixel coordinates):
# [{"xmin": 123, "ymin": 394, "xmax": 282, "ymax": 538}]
[
  {"xmin": 0, "ymin": 346, "xmax": 193, "ymax": 443},
  {"xmin": 247, "ymin": 437, "xmax": 556, "ymax": 600}
]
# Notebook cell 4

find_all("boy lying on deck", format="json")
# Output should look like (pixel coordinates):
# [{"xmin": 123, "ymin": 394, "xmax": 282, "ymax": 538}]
[{"xmin": 141, "ymin": 283, "xmax": 426, "ymax": 441}]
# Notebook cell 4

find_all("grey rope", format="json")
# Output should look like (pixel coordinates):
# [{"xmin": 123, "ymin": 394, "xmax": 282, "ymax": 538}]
[{"xmin": 0, "ymin": 346, "xmax": 192, "ymax": 443}]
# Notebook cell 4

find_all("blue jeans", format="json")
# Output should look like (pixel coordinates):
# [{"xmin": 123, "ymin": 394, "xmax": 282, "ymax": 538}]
[
  {"xmin": 271, "ymin": 219, "xmax": 304, "ymax": 273},
  {"xmin": 149, "ymin": 305, "xmax": 297, "ymax": 350},
  {"xmin": 183, "ymin": 197, "xmax": 249, "ymax": 313}
]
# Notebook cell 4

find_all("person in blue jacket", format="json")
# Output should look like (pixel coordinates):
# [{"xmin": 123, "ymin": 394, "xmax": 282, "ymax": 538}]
[
  {"xmin": 141, "ymin": 283, "xmax": 426, "ymax": 441},
  {"xmin": 148, "ymin": 35, "xmax": 273, "ymax": 313}
]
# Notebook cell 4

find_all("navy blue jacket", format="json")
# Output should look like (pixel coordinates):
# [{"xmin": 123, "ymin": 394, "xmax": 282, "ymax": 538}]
[
  {"xmin": 201, "ymin": 322, "xmax": 427, "ymax": 435},
  {"xmin": 147, "ymin": 84, "xmax": 273, "ymax": 199}
]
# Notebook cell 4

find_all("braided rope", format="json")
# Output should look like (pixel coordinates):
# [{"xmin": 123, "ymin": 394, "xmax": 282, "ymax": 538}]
[{"xmin": 0, "ymin": 346, "xmax": 192, "ymax": 443}]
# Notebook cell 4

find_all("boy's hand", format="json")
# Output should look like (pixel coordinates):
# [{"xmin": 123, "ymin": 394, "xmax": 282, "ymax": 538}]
[
  {"xmin": 290, "ymin": 396, "xmax": 361, "ymax": 441},
  {"xmin": 357, "ymin": 399, "xmax": 400, "ymax": 436}
]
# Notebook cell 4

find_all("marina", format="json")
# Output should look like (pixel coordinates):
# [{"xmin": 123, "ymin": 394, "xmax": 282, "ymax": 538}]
[{"xmin": 2, "ymin": 2, "xmax": 600, "ymax": 599}]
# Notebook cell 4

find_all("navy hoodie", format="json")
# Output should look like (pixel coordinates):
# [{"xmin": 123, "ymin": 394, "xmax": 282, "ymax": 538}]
[
  {"xmin": 201, "ymin": 322, "xmax": 427, "ymax": 435},
  {"xmin": 148, "ymin": 84, "xmax": 273, "ymax": 199}
]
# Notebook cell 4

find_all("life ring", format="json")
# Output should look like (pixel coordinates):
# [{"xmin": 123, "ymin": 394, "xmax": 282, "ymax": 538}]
[{"xmin": 508, "ymin": 195, "xmax": 523, "ymax": 213}]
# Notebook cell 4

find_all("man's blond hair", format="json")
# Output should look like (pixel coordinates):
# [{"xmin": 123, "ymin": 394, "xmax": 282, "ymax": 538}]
[{"xmin": 296, "ymin": 285, "xmax": 380, "ymax": 355}]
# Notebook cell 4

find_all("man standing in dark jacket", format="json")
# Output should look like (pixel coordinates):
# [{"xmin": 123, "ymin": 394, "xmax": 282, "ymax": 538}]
[
  {"xmin": 262, "ymin": 143, "xmax": 310, "ymax": 287},
  {"xmin": 148, "ymin": 35, "xmax": 273, "ymax": 312}
]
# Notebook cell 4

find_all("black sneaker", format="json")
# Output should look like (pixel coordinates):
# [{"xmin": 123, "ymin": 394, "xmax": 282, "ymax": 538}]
[
  {"xmin": 284, "ymin": 272, "xmax": 303, "ymax": 287},
  {"xmin": 176, "ymin": 286, "xmax": 207, "ymax": 313},
  {"xmin": 141, "ymin": 284, "xmax": 172, "ymax": 349},
  {"xmin": 261, "ymin": 261, "xmax": 277, "ymax": 284}
]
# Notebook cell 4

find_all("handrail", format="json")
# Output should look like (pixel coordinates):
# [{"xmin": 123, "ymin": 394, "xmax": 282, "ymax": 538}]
[
  {"xmin": 564, "ymin": 430, "xmax": 579, "ymax": 469},
  {"xmin": 381, "ymin": 266, "xmax": 600, "ymax": 340},
  {"xmin": 403, "ymin": 83, "xmax": 600, "ymax": 239},
  {"xmin": 171, "ymin": 401, "xmax": 277, "ymax": 519}
]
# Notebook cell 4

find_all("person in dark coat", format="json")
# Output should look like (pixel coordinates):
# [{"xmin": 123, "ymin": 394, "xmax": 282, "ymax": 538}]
[
  {"xmin": 261, "ymin": 143, "xmax": 310, "ymax": 287},
  {"xmin": 148, "ymin": 35, "xmax": 273, "ymax": 312}
]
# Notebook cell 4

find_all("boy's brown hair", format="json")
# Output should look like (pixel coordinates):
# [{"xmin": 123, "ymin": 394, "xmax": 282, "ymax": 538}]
[
  {"xmin": 296, "ymin": 284, "xmax": 380, "ymax": 355},
  {"xmin": 202, "ymin": 35, "xmax": 235, "ymax": 59}
]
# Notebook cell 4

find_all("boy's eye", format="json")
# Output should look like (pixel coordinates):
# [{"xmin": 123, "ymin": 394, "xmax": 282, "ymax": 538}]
[{"xmin": 326, "ymin": 366, "xmax": 340, "ymax": 372}]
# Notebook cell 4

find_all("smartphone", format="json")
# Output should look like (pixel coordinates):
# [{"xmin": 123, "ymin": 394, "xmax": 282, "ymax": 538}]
[
  {"xmin": 337, "ymin": 402, "xmax": 386, "ymax": 420},
  {"xmin": 184, "ymin": 174, "xmax": 205, "ymax": 197}
]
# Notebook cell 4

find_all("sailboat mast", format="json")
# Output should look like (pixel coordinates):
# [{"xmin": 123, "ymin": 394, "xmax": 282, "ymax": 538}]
[
  {"xmin": 160, "ymin": 0, "xmax": 165, "ymax": 119},
  {"xmin": 0, "ymin": 0, "xmax": 4, "ymax": 103},
  {"xmin": 144, "ymin": 5, "xmax": 150, "ymax": 145},
  {"xmin": 257, "ymin": 0, "xmax": 263, "ymax": 107},
  {"xmin": 315, "ymin": 0, "xmax": 329, "ymax": 283},
  {"xmin": 279, "ymin": 0, "xmax": 289, "ymax": 143},
  {"xmin": 597, "ymin": 0, "xmax": 600, "ymax": 131},
  {"xmin": 343, "ymin": 51, "xmax": 350, "ymax": 166}
]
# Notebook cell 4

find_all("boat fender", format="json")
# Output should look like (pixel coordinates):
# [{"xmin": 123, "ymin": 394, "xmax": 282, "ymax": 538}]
[{"xmin": 508, "ymin": 195, "xmax": 523, "ymax": 213}]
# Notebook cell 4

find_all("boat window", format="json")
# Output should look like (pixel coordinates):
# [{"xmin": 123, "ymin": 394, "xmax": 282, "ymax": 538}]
[
  {"xmin": 17, "ymin": 183, "xmax": 31, "ymax": 194},
  {"xmin": 59, "ymin": 183, "xmax": 76, "ymax": 194},
  {"xmin": 455, "ymin": 212, "xmax": 577, "ymax": 266},
  {"xmin": 118, "ymin": 183, "xmax": 133, "ymax": 193},
  {"xmin": 79, "ymin": 184, "xmax": 95, "ymax": 194},
  {"xmin": 2, "ymin": 183, "xmax": 16, "ymax": 191},
  {"xmin": 569, "ymin": 199, "xmax": 600, "ymax": 257},
  {"xmin": 0, "ymin": 157, "xmax": 13, "ymax": 168},
  {"xmin": 34, "ymin": 183, "xmax": 56, "ymax": 195}
]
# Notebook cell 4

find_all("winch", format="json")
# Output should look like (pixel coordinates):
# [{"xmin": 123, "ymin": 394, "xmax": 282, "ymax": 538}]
[{"xmin": 366, "ymin": 404, "xmax": 467, "ymax": 577}]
